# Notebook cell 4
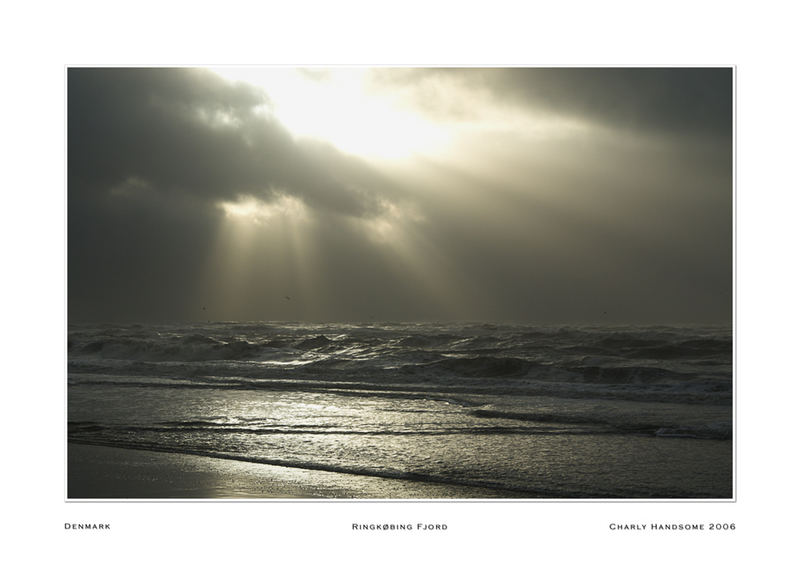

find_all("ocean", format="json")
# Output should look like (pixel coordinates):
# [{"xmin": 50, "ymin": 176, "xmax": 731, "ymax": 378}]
[{"xmin": 67, "ymin": 321, "xmax": 733, "ymax": 498}]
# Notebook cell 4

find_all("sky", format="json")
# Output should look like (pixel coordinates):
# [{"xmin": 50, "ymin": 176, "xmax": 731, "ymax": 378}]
[{"xmin": 68, "ymin": 67, "xmax": 732, "ymax": 324}]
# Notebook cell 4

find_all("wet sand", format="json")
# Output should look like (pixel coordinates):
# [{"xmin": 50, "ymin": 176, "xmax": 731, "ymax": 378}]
[{"xmin": 67, "ymin": 443, "xmax": 519, "ymax": 499}]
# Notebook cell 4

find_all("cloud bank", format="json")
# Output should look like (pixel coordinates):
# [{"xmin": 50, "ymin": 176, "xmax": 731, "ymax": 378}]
[{"xmin": 69, "ymin": 67, "xmax": 732, "ymax": 323}]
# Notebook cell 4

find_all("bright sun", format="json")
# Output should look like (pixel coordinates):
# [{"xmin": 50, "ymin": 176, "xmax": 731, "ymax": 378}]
[{"xmin": 211, "ymin": 67, "xmax": 450, "ymax": 161}]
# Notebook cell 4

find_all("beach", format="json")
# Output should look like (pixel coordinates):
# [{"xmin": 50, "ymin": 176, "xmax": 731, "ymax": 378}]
[{"xmin": 68, "ymin": 442, "xmax": 521, "ymax": 499}]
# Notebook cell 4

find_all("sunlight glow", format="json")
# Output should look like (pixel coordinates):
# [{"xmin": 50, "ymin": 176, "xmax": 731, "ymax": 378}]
[
  {"xmin": 203, "ymin": 68, "xmax": 599, "ymax": 321},
  {"xmin": 217, "ymin": 194, "xmax": 308, "ymax": 224},
  {"xmin": 360, "ymin": 201, "xmax": 424, "ymax": 244},
  {"xmin": 212, "ymin": 67, "xmax": 451, "ymax": 160},
  {"xmin": 194, "ymin": 107, "xmax": 243, "ymax": 129},
  {"xmin": 201, "ymin": 191, "xmax": 323, "ymax": 320}
]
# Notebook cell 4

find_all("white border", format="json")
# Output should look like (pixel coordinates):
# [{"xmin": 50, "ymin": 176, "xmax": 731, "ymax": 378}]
[{"xmin": 6, "ymin": 1, "xmax": 793, "ymax": 561}]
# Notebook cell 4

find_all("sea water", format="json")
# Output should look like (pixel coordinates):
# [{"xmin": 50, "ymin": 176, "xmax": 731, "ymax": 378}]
[{"xmin": 67, "ymin": 321, "xmax": 732, "ymax": 498}]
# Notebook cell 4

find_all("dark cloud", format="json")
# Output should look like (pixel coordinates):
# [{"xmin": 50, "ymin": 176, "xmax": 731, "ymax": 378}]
[
  {"xmin": 488, "ymin": 67, "xmax": 731, "ymax": 138},
  {"xmin": 68, "ymin": 68, "xmax": 404, "ymax": 320},
  {"xmin": 370, "ymin": 67, "xmax": 732, "ymax": 139},
  {"xmin": 68, "ymin": 67, "xmax": 732, "ymax": 324},
  {"xmin": 69, "ymin": 67, "xmax": 389, "ymax": 218}
]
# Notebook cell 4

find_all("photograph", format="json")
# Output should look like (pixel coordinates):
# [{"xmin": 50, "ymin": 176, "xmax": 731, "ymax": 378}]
[{"xmin": 67, "ymin": 66, "xmax": 733, "ymax": 500}]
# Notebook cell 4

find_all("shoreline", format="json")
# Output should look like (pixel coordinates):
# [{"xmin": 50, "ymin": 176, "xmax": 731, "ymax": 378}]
[{"xmin": 67, "ymin": 442, "xmax": 522, "ymax": 499}]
